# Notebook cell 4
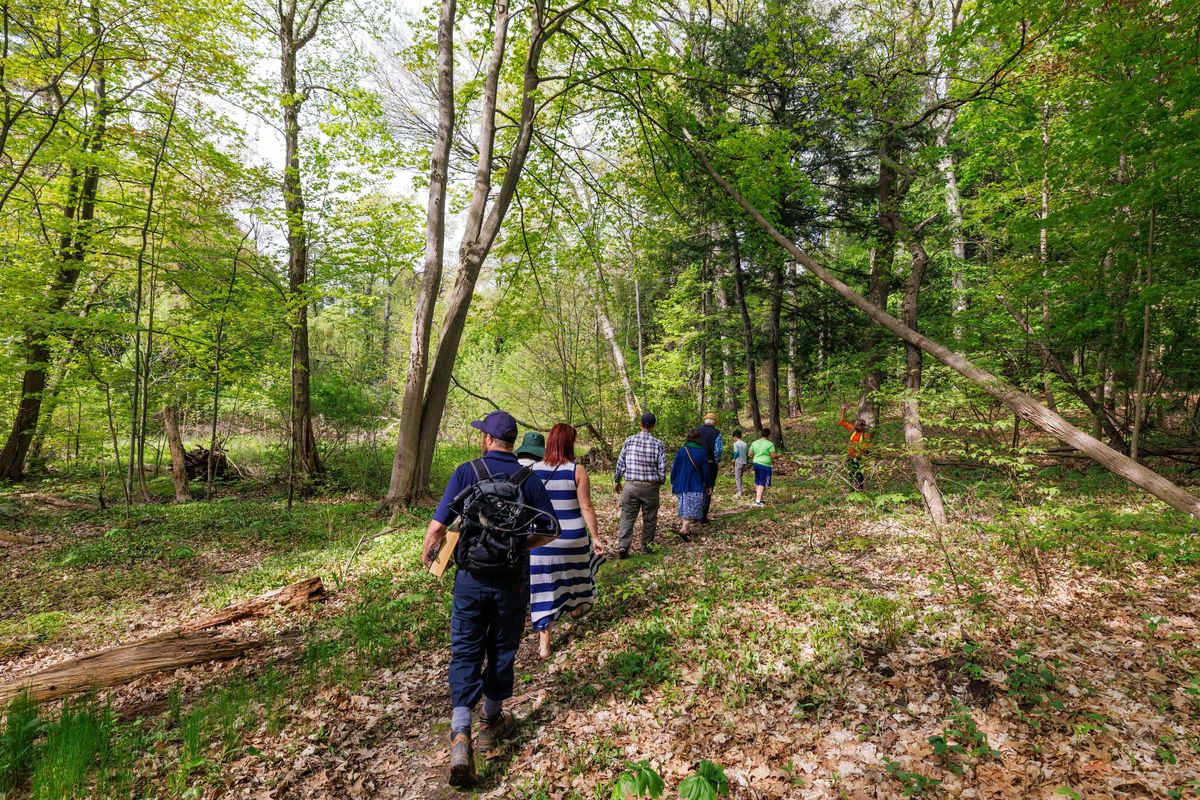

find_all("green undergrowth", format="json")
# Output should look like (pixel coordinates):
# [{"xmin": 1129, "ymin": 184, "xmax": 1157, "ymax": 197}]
[{"xmin": 3, "ymin": 440, "xmax": 1198, "ymax": 797}]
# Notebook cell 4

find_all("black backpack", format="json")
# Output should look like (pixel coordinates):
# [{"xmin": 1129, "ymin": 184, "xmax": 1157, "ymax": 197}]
[{"xmin": 452, "ymin": 459, "xmax": 557, "ymax": 576}]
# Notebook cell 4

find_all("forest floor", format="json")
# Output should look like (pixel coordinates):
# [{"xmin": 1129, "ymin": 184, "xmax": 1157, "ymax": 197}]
[{"xmin": 2, "ymin": 416, "xmax": 1200, "ymax": 799}]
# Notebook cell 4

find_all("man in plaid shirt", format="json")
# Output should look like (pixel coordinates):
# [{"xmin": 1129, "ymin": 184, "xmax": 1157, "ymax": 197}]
[{"xmin": 613, "ymin": 412, "xmax": 666, "ymax": 558}]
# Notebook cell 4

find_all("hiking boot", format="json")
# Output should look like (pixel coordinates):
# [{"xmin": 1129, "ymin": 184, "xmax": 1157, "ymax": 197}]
[
  {"xmin": 476, "ymin": 710, "xmax": 516, "ymax": 753},
  {"xmin": 448, "ymin": 730, "xmax": 475, "ymax": 787},
  {"xmin": 617, "ymin": 550, "xmax": 629, "ymax": 560}
]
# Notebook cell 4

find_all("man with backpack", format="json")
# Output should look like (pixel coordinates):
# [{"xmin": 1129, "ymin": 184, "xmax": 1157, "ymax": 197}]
[
  {"xmin": 697, "ymin": 411, "xmax": 723, "ymax": 523},
  {"xmin": 421, "ymin": 410, "xmax": 560, "ymax": 788}
]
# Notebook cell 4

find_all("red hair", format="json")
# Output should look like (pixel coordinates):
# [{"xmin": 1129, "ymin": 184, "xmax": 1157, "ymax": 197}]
[{"xmin": 542, "ymin": 423, "xmax": 577, "ymax": 467}]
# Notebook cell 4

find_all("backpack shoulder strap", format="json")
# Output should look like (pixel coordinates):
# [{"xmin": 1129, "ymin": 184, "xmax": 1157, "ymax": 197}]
[
  {"xmin": 469, "ymin": 458, "xmax": 490, "ymax": 482},
  {"xmin": 510, "ymin": 465, "xmax": 533, "ymax": 487}
]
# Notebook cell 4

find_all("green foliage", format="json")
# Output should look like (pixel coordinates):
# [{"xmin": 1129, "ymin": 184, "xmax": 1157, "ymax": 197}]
[
  {"xmin": 611, "ymin": 760, "xmax": 665, "ymax": 799},
  {"xmin": 678, "ymin": 761, "xmax": 729, "ymax": 799},
  {"xmin": 1003, "ymin": 645, "xmax": 1065, "ymax": 726},
  {"xmin": 927, "ymin": 702, "xmax": 1001, "ymax": 777},
  {"xmin": 882, "ymin": 758, "xmax": 941, "ymax": 796},
  {"xmin": 0, "ymin": 693, "xmax": 42, "ymax": 792}
]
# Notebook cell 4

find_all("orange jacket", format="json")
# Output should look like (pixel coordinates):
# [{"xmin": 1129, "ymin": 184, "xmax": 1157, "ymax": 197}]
[{"xmin": 839, "ymin": 419, "xmax": 870, "ymax": 458}]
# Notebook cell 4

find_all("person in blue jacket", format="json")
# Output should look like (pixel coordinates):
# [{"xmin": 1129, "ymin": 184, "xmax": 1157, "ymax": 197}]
[{"xmin": 669, "ymin": 428, "xmax": 710, "ymax": 541}]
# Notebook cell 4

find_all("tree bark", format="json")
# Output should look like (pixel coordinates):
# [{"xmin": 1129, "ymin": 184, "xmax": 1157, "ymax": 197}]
[
  {"xmin": 765, "ymin": 259, "xmax": 785, "ymax": 447},
  {"xmin": 688, "ymin": 134, "xmax": 1200, "ymax": 518},
  {"xmin": 1130, "ymin": 207, "xmax": 1154, "ymax": 463},
  {"xmin": 0, "ymin": 67, "xmax": 107, "ymax": 482},
  {"xmin": 898, "ymin": 237, "xmax": 947, "ymax": 525},
  {"xmin": 859, "ymin": 136, "xmax": 899, "ymax": 430},
  {"xmin": 729, "ymin": 227, "xmax": 762, "ymax": 432},
  {"xmin": 1039, "ymin": 103, "xmax": 1056, "ymax": 411},
  {"xmin": 278, "ymin": 0, "xmax": 326, "ymax": 494},
  {"xmin": 382, "ymin": 0, "xmax": 457, "ymax": 511},
  {"xmin": 162, "ymin": 404, "xmax": 190, "ymax": 502},
  {"xmin": 391, "ymin": 0, "xmax": 576, "ymax": 505}
]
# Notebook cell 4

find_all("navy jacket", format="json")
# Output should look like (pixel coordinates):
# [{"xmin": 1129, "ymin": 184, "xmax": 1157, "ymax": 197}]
[{"xmin": 670, "ymin": 444, "xmax": 709, "ymax": 495}]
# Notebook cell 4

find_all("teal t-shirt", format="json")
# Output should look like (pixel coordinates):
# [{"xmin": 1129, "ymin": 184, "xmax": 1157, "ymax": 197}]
[{"xmin": 749, "ymin": 437, "xmax": 776, "ymax": 466}]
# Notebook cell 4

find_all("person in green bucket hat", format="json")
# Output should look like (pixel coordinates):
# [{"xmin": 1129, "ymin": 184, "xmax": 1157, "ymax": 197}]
[{"xmin": 515, "ymin": 431, "xmax": 545, "ymax": 466}]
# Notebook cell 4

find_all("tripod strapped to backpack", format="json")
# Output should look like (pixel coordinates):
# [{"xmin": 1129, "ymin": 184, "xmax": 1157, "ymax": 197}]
[{"xmin": 446, "ymin": 458, "xmax": 560, "ymax": 576}]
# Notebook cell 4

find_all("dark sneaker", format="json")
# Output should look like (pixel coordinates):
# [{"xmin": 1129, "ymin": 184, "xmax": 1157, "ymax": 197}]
[
  {"xmin": 448, "ymin": 731, "xmax": 475, "ymax": 787},
  {"xmin": 642, "ymin": 543, "xmax": 657, "ymax": 555},
  {"xmin": 617, "ymin": 550, "xmax": 629, "ymax": 560},
  {"xmin": 476, "ymin": 710, "xmax": 516, "ymax": 753}
]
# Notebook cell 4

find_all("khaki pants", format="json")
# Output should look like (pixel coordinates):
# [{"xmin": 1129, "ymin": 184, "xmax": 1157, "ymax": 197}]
[{"xmin": 617, "ymin": 480, "xmax": 660, "ymax": 553}]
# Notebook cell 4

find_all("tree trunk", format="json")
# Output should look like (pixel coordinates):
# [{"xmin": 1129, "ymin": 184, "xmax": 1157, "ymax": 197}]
[
  {"xmin": 0, "ymin": 70, "xmax": 107, "ymax": 482},
  {"xmin": 729, "ymin": 227, "xmax": 762, "ymax": 432},
  {"xmin": 392, "ymin": 0, "xmax": 572, "ymax": 505},
  {"xmin": 162, "ymin": 404, "xmax": 190, "ymax": 502},
  {"xmin": 383, "ymin": 0, "xmax": 457, "ymax": 511},
  {"xmin": 859, "ymin": 137, "xmax": 899, "ymax": 430},
  {"xmin": 766, "ymin": 259, "xmax": 784, "ymax": 447},
  {"xmin": 1039, "ymin": 103, "xmax": 1056, "ymax": 411},
  {"xmin": 933, "ymin": 113, "xmax": 967, "ymax": 340},
  {"xmin": 787, "ymin": 325, "xmax": 799, "ymax": 417},
  {"xmin": 898, "ymin": 237, "xmax": 947, "ymax": 525},
  {"xmin": 714, "ymin": 270, "xmax": 739, "ymax": 423},
  {"xmin": 690, "ymin": 137, "xmax": 1200, "ymax": 518},
  {"xmin": 280, "ymin": 13, "xmax": 321, "ymax": 495},
  {"xmin": 1130, "ymin": 208, "xmax": 1154, "ymax": 463},
  {"xmin": 594, "ymin": 282, "xmax": 638, "ymax": 420}
]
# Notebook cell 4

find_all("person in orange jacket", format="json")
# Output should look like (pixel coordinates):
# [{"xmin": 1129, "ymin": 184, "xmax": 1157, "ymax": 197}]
[{"xmin": 839, "ymin": 403, "xmax": 871, "ymax": 491}]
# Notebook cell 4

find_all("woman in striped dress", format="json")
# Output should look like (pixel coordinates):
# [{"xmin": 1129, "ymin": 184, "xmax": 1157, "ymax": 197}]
[{"xmin": 530, "ymin": 423, "xmax": 605, "ymax": 660}]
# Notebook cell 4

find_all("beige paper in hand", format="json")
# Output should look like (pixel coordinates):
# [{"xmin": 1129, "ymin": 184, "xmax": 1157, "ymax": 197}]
[{"xmin": 427, "ymin": 528, "xmax": 460, "ymax": 577}]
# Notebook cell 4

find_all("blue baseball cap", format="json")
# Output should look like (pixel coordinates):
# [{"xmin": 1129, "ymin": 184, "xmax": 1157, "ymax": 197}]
[{"xmin": 471, "ymin": 410, "xmax": 518, "ymax": 441}]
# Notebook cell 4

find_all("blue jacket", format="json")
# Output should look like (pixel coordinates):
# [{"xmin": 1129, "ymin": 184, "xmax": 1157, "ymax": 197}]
[{"xmin": 670, "ymin": 443, "xmax": 709, "ymax": 495}]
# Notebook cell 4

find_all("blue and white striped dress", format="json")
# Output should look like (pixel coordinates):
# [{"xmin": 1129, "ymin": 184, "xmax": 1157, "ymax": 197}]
[{"xmin": 529, "ymin": 461, "xmax": 597, "ymax": 630}]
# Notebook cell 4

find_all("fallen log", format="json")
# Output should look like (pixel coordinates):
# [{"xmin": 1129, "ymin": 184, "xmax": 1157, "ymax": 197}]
[
  {"xmin": 0, "ymin": 631, "xmax": 260, "ymax": 705},
  {"xmin": 0, "ymin": 531, "xmax": 35, "ymax": 544},
  {"xmin": 0, "ymin": 577, "xmax": 325, "ymax": 706},
  {"xmin": 179, "ymin": 577, "xmax": 325, "ymax": 634}
]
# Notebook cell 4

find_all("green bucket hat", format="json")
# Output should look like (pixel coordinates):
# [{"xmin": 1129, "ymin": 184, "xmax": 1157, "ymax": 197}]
[{"xmin": 514, "ymin": 431, "xmax": 546, "ymax": 459}]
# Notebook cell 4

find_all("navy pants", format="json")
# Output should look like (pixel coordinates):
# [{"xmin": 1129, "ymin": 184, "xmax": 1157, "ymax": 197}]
[{"xmin": 449, "ymin": 569, "xmax": 528, "ymax": 711}]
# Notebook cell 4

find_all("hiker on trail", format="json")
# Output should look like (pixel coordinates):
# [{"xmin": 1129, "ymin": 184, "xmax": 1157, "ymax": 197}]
[
  {"xmin": 731, "ymin": 429, "xmax": 748, "ymax": 497},
  {"xmin": 670, "ymin": 428, "xmax": 709, "ymax": 541},
  {"xmin": 839, "ymin": 403, "xmax": 870, "ymax": 491},
  {"xmin": 515, "ymin": 431, "xmax": 545, "ymax": 467},
  {"xmin": 530, "ymin": 423, "xmax": 605, "ymax": 661},
  {"xmin": 613, "ymin": 411, "xmax": 667, "ymax": 559},
  {"xmin": 420, "ymin": 410, "xmax": 560, "ymax": 788},
  {"xmin": 749, "ymin": 427, "xmax": 777, "ymax": 507},
  {"xmin": 697, "ymin": 411, "xmax": 723, "ymax": 523}
]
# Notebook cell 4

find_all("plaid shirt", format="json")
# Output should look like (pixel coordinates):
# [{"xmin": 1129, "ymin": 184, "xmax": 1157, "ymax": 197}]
[{"xmin": 614, "ymin": 430, "xmax": 667, "ymax": 483}]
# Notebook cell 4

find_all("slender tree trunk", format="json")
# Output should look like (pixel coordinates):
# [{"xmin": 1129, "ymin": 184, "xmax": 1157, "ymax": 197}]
[
  {"xmin": 383, "ymin": 0, "xmax": 456, "ymax": 511},
  {"xmin": 766, "ymin": 260, "xmax": 784, "ymax": 447},
  {"xmin": 162, "ymin": 405, "xmax": 190, "ymax": 502},
  {"xmin": 279, "ymin": 9, "xmax": 321, "ymax": 494},
  {"xmin": 729, "ymin": 227, "xmax": 762, "ymax": 432},
  {"xmin": 400, "ymin": 0, "xmax": 573, "ymax": 502},
  {"xmin": 933, "ymin": 113, "xmax": 966, "ymax": 341},
  {"xmin": 0, "ymin": 69, "xmax": 107, "ymax": 482},
  {"xmin": 714, "ymin": 267, "xmax": 739, "ymax": 423},
  {"xmin": 593, "ymin": 282, "xmax": 638, "ymax": 419},
  {"xmin": 860, "ymin": 137, "xmax": 900, "ymax": 430},
  {"xmin": 691, "ymin": 138, "xmax": 1200, "ymax": 518},
  {"xmin": 1130, "ymin": 207, "xmax": 1155, "ymax": 462},
  {"xmin": 1039, "ymin": 103, "xmax": 1056, "ymax": 411},
  {"xmin": 898, "ymin": 237, "xmax": 947, "ymax": 525},
  {"xmin": 635, "ymin": 277, "xmax": 645, "ymax": 406},
  {"xmin": 787, "ymin": 326, "xmax": 799, "ymax": 417}
]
